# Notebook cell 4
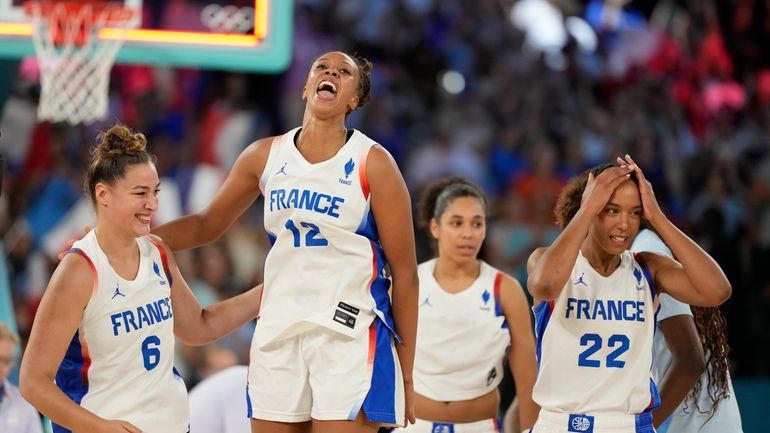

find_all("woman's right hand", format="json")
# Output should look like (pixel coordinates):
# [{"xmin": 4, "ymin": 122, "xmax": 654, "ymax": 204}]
[
  {"xmin": 98, "ymin": 419, "xmax": 144, "ymax": 433},
  {"xmin": 57, "ymin": 225, "xmax": 92, "ymax": 260},
  {"xmin": 580, "ymin": 164, "xmax": 634, "ymax": 216}
]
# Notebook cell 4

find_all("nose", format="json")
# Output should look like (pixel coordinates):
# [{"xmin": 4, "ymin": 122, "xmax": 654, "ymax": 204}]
[
  {"xmin": 618, "ymin": 213, "xmax": 629, "ymax": 230},
  {"xmin": 146, "ymin": 193, "xmax": 158, "ymax": 212},
  {"xmin": 324, "ymin": 69, "xmax": 338, "ymax": 77},
  {"xmin": 461, "ymin": 225, "xmax": 472, "ymax": 239}
]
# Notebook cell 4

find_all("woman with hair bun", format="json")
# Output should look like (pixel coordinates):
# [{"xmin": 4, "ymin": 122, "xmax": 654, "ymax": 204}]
[
  {"xmin": 401, "ymin": 176, "xmax": 539, "ymax": 433},
  {"xmin": 19, "ymin": 123, "xmax": 262, "ymax": 433}
]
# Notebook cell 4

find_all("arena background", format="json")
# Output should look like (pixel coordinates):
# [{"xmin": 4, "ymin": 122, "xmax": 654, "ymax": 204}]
[{"xmin": 0, "ymin": 0, "xmax": 768, "ymax": 431}]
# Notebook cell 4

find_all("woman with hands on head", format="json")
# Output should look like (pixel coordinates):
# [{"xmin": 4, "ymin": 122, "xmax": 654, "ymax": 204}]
[
  {"xmin": 151, "ymin": 51, "xmax": 418, "ymax": 433},
  {"xmin": 19, "ymin": 123, "xmax": 262, "ymax": 433},
  {"xmin": 402, "ymin": 177, "xmax": 538, "ymax": 433},
  {"xmin": 525, "ymin": 155, "xmax": 731, "ymax": 433}
]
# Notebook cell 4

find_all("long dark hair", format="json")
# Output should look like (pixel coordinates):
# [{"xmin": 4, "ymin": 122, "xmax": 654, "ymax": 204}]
[{"xmin": 686, "ymin": 306, "xmax": 732, "ymax": 417}]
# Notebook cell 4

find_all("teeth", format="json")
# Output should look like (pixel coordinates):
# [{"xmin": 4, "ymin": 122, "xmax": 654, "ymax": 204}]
[{"xmin": 318, "ymin": 80, "xmax": 336, "ymax": 93}]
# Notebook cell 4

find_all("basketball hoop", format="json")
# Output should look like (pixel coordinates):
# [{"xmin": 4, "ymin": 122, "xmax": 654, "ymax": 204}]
[{"xmin": 23, "ymin": 1, "xmax": 136, "ymax": 125}]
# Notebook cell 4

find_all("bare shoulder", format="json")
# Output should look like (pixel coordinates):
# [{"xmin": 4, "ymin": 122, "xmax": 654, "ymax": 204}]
[
  {"xmin": 49, "ymin": 252, "xmax": 96, "ymax": 298},
  {"xmin": 499, "ymin": 271, "xmax": 528, "ymax": 305},
  {"xmin": 366, "ymin": 144, "xmax": 399, "ymax": 176},
  {"xmin": 238, "ymin": 135, "xmax": 280, "ymax": 166},
  {"xmin": 635, "ymin": 250, "xmax": 679, "ymax": 272}
]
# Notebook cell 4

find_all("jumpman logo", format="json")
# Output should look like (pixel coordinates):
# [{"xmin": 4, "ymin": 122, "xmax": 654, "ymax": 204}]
[
  {"xmin": 275, "ymin": 162, "xmax": 288, "ymax": 176},
  {"xmin": 574, "ymin": 273, "xmax": 588, "ymax": 287},
  {"xmin": 420, "ymin": 295, "xmax": 433, "ymax": 308},
  {"xmin": 111, "ymin": 283, "xmax": 125, "ymax": 299}
]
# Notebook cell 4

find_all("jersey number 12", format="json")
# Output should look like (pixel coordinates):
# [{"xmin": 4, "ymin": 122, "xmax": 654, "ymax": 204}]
[{"xmin": 285, "ymin": 219, "xmax": 328, "ymax": 247}]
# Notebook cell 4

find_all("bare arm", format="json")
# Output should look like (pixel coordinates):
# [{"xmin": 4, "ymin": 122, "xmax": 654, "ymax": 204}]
[
  {"xmin": 152, "ymin": 137, "xmax": 273, "ymax": 251},
  {"xmin": 653, "ymin": 314, "xmax": 705, "ymax": 427},
  {"xmin": 156, "ymin": 237, "xmax": 262, "ymax": 345},
  {"xmin": 619, "ymin": 155, "xmax": 731, "ymax": 306},
  {"xmin": 19, "ymin": 255, "xmax": 141, "ymax": 433},
  {"xmin": 527, "ymin": 166, "xmax": 635, "ymax": 300},
  {"xmin": 367, "ymin": 145, "xmax": 419, "ymax": 425},
  {"xmin": 501, "ymin": 273, "xmax": 540, "ymax": 430}
]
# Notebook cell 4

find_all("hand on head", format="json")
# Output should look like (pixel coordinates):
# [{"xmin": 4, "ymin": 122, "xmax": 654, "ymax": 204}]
[
  {"xmin": 580, "ymin": 164, "xmax": 634, "ymax": 216},
  {"xmin": 615, "ymin": 154, "xmax": 664, "ymax": 224}
]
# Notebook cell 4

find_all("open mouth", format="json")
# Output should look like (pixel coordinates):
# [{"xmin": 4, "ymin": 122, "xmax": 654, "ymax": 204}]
[
  {"xmin": 316, "ymin": 80, "xmax": 337, "ymax": 99},
  {"xmin": 610, "ymin": 235, "xmax": 627, "ymax": 243}
]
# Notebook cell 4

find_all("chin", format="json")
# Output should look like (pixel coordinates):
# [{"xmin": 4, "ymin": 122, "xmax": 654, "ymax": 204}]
[{"xmin": 132, "ymin": 225, "xmax": 151, "ymax": 238}]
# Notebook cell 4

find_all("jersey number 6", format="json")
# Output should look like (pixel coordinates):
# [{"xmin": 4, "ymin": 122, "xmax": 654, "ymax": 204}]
[{"xmin": 141, "ymin": 335, "xmax": 161, "ymax": 371}]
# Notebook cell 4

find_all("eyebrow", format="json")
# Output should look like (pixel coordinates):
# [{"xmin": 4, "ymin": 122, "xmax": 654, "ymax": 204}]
[
  {"xmin": 130, "ymin": 183, "xmax": 161, "ymax": 191},
  {"xmin": 606, "ymin": 201, "xmax": 642, "ymax": 209},
  {"xmin": 316, "ymin": 57, "xmax": 354, "ymax": 67}
]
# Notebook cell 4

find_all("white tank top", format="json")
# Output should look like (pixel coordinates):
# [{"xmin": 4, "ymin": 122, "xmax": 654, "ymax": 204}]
[
  {"xmin": 532, "ymin": 250, "xmax": 659, "ymax": 415},
  {"xmin": 255, "ymin": 127, "xmax": 396, "ymax": 349},
  {"xmin": 59, "ymin": 230, "xmax": 188, "ymax": 433},
  {"xmin": 413, "ymin": 258, "xmax": 510, "ymax": 401}
]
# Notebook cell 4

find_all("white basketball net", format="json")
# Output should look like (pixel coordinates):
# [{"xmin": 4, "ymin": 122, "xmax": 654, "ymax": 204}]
[{"xmin": 25, "ymin": 2, "xmax": 135, "ymax": 125}]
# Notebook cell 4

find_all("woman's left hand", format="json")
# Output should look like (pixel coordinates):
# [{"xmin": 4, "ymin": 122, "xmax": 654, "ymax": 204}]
[{"xmin": 616, "ymin": 154, "xmax": 665, "ymax": 225}]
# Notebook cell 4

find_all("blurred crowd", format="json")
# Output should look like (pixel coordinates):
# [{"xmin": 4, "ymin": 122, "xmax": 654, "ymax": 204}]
[{"xmin": 1, "ymin": 0, "xmax": 770, "ymax": 388}]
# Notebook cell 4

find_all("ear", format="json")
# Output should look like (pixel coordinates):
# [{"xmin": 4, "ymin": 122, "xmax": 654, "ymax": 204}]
[
  {"xmin": 429, "ymin": 218, "xmax": 440, "ymax": 240},
  {"xmin": 94, "ymin": 182, "xmax": 109, "ymax": 207},
  {"xmin": 302, "ymin": 84, "xmax": 308, "ymax": 102},
  {"xmin": 347, "ymin": 96, "xmax": 359, "ymax": 112}
]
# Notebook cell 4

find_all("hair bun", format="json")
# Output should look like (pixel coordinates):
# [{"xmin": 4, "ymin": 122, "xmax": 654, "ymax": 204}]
[{"xmin": 96, "ymin": 124, "xmax": 147, "ymax": 157}]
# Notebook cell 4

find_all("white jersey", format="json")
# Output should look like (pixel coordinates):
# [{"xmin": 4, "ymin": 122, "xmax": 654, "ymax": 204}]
[
  {"xmin": 255, "ymin": 127, "xmax": 396, "ymax": 349},
  {"xmin": 532, "ymin": 250, "xmax": 659, "ymax": 415},
  {"xmin": 632, "ymin": 230, "xmax": 744, "ymax": 433},
  {"xmin": 190, "ymin": 365, "xmax": 250, "ymax": 433},
  {"xmin": 413, "ymin": 259, "xmax": 510, "ymax": 401},
  {"xmin": 58, "ymin": 230, "xmax": 188, "ymax": 433}
]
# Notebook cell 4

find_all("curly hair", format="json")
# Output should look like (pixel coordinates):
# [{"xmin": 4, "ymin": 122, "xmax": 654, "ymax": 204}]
[
  {"xmin": 554, "ymin": 162, "xmax": 639, "ymax": 229},
  {"xmin": 685, "ymin": 306, "xmax": 732, "ymax": 418},
  {"xmin": 85, "ymin": 123, "xmax": 156, "ymax": 205}
]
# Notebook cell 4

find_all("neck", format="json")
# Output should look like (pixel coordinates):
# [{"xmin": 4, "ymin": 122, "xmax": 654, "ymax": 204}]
[
  {"xmin": 580, "ymin": 240, "xmax": 621, "ymax": 276},
  {"xmin": 298, "ymin": 112, "xmax": 347, "ymax": 149},
  {"xmin": 94, "ymin": 224, "xmax": 138, "ymax": 260},
  {"xmin": 434, "ymin": 255, "xmax": 480, "ymax": 280}
]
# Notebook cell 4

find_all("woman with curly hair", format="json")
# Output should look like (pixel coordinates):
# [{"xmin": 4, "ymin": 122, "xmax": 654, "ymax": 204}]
[
  {"xmin": 526, "ymin": 155, "xmax": 731, "ymax": 433},
  {"xmin": 632, "ymin": 229, "xmax": 743, "ymax": 433}
]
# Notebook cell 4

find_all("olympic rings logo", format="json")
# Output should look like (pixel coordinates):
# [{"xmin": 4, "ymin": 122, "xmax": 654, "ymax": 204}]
[{"xmin": 200, "ymin": 5, "xmax": 254, "ymax": 34}]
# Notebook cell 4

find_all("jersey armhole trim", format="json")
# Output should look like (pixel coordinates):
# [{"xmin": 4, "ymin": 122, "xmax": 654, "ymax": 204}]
[
  {"xmin": 359, "ymin": 145, "xmax": 372, "ymax": 199},
  {"xmin": 148, "ymin": 239, "xmax": 174, "ymax": 287},
  {"xmin": 259, "ymin": 136, "xmax": 283, "ymax": 194},
  {"xmin": 633, "ymin": 252, "xmax": 656, "ymax": 298},
  {"xmin": 67, "ymin": 247, "xmax": 99, "ymax": 299},
  {"xmin": 493, "ymin": 271, "xmax": 504, "ymax": 317}
]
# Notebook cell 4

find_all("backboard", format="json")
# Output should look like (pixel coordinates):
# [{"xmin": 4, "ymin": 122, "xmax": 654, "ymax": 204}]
[{"xmin": 0, "ymin": 0, "xmax": 293, "ymax": 73}]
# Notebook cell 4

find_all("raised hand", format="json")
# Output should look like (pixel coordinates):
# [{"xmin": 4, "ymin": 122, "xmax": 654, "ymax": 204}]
[
  {"xmin": 616, "ymin": 154, "xmax": 664, "ymax": 224},
  {"xmin": 580, "ymin": 165, "xmax": 634, "ymax": 216}
]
